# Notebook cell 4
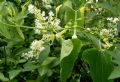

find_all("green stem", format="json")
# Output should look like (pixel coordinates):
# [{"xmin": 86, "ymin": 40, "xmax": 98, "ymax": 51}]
[
  {"xmin": 74, "ymin": 11, "xmax": 78, "ymax": 35},
  {"xmin": 0, "ymin": 21, "xmax": 73, "ymax": 31},
  {"xmin": 3, "ymin": 44, "xmax": 7, "ymax": 67}
]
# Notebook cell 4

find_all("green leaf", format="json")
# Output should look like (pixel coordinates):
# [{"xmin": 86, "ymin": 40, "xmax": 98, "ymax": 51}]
[
  {"xmin": 15, "ymin": 26, "xmax": 25, "ymax": 40},
  {"xmin": 38, "ymin": 57, "xmax": 59, "ymax": 76},
  {"xmin": 8, "ymin": 70, "xmax": 21, "ymax": 80},
  {"xmin": 60, "ymin": 39, "xmax": 73, "ymax": 61},
  {"xmin": 107, "ymin": 49, "xmax": 120, "ymax": 65},
  {"xmin": 63, "ymin": 0, "xmax": 73, "ymax": 10},
  {"xmin": 14, "ymin": 0, "xmax": 21, "ymax": 4},
  {"xmin": 60, "ymin": 39, "xmax": 82, "ymax": 81},
  {"xmin": 107, "ymin": 49, "xmax": 120, "ymax": 79},
  {"xmin": 83, "ymin": 48, "xmax": 113, "ymax": 82},
  {"xmin": 109, "ymin": 66, "xmax": 120, "ymax": 79},
  {"xmin": 38, "ymin": 67, "xmax": 49, "ymax": 76},
  {"xmin": 23, "ymin": 62, "xmax": 39, "ymax": 72},
  {"xmin": 42, "ymin": 57, "xmax": 56, "ymax": 66},
  {"xmin": 0, "ymin": 20, "xmax": 11, "ymax": 39},
  {"xmin": 0, "ymin": 72, "xmax": 9, "ymax": 81},
  {"xmin": 39, "ymin": 46, "xmax": 50, "ymax": 64},
  {"xmin": 97, "ymin": 2, "xmax": 117, "ymax": 15},
  {"xmin": 56, "ymin": 4, "xmax": 62, "ymax": 17}
]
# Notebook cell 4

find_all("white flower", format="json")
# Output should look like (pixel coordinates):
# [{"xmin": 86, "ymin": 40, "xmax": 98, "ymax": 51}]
[
  {"xmin": 49, "ymin": 11, "xmax": 54, "ymax": 17},
  {"xmin": 86, "ymin": 0, "xmax": 93, "ymax": 4},
  {"xmin": 42, "ymin": 0, "xmax": 53, "ymax": 9},
  {"xmin": 41, "ymin": 11, "xmax": 45, "ymax": 17},
  {"xmin": 113, "ymin": 18, "xmax": 119, "ymax": 23},
  {"xmin": 34, "ymin": 19, "xmax": 43, "ymax": 34},
  {"xmin": 106, "ymin": 17, "xmax": 113, "ymax": 21},
  {"xmin": 28, "ymin": 4, "xmax": 35, "ymax": 13},
  {"xmin": 53, "ymin": 19, "xmax": 61, "ymax": 29},
  {"xmin": 22, "ymin": 51, "xmax": 34, "ymax": 60},
  {"xmin": 107, "ymin": 17, "xmax": 119, "ymax": 23},
  {"xmin": 35, "ymin": 19, "xmax": 41, "ymax": 28},
  {"xmin": 44, "ymin": 4, "xmax": 52, "ymax": 9},
  {"xmin": 96, "ymin": 0, "xmax": 98, "ymax": 2},
  {"xmin": 30, "ymin": 40, "xmax": 44, "ymax": 52},
  {"xmin": 100, "ymin": 28, "xmax": 118, "ymax": 38},
  {"xmin": 100, "ymin": 29, "xmax": 109, "ymax": 36},
  {"xmin": 22, "ymin": 40, "xmax": 45, "ymax": 60}
]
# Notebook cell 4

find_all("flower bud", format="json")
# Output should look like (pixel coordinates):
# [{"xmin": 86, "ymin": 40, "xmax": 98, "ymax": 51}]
[{"xmin": 72, "ymin": 34, "xmax": 77, "ymax": 39}]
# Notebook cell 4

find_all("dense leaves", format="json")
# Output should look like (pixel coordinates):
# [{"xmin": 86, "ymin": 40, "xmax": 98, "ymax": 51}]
[
  {"xmin": 83, "ymin": 48, "xmax": 113, "ymax": 82},
  {"xmin": 0, "ymin": 0, "xmax": 120, "ymax": 82}
]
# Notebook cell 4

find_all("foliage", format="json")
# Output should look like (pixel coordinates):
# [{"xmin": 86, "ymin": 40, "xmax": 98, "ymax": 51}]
[{"xmin": 0, "ymin": 0, "xmax": 120, "ymax": 82}]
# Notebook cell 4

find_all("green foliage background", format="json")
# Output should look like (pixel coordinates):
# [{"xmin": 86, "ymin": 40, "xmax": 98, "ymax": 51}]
[{"xmin": 0, "ymin": 0, "xmax": 120, "ymax": 82}]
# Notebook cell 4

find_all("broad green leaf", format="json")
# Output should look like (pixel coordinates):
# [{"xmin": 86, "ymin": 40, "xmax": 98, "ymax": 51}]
[
  {"xmin": 14, "ymin": 0, "xmax": 21, "ymax": 4},
  {"xmin": 23, "ymin": 62, "xmax": 39, "ymax": 72},
  {"xmin": 83, "ymin": 48, "xmax": 113, "ymax": 82},
  {"xmin": 60, "ymin": 39, "xmax": 73, "ymax": 61},
  {"xmin": 38, "ymin": 67, "xmax": 49, "ymax": 76},
  {"xmin": 60, "ymin": 39, "xmax": 82, "ymax": 81},
  {"xmin": 72, "ymin": 0, "xmax": 84, "ymax": 10},
  {"xmin": 109, "ymin": 66, "xmax": 120, "ymax": 79},
  {"xmin": 42, "ymin": 57, "xmax": 57, "ymax": 66},
  {"xmin": 63, "ymin": 0, "xmax": 73, "ymax": 10},
  {"xmin": 15, "ymin": 26, "xmax": 25, "ymax": 40},
  {"xmin": 0, "ymin": 20, "xmax": 11, "ymax": 39},
  {"xmin": 39, "ymin": 46, "xmax": 50, "ymax": 64},
  {"xmin": 107, "ymin": 49, "xmax": 120, "ymax": 79},
  {"xmin": 0, "ymin": 72, "xmax": 9, "ymax": 81},
  {"xmin": 85, "ymin": 33, "xmax": 101, "ymax": 49},
  {"xmin": 39, "ymin": 57, "xmax": 59, "ymax": 76},
  {"xmin": 8, "ymin": 70, "xmax": 21, "ymax": 80},
  {"xmin": 107, "ymin": 49, "xmax": 120, "ymax": 65}
]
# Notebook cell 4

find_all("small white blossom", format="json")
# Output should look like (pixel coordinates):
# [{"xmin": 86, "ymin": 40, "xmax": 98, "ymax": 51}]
[
  {"xmin": 113, "ymin": 18, "xmax": 119, "ymax": 23},
  {"xmin": 28, "ymin": 4, "xmax": 35, "ymax": 14},
  {"xmin": 107, "ymin": 17, "xmax": 119, "ymax": 23},
  {"xmin": 35, "ymin": 19, "xmax": 42, "ymax": 28},
  {"xmin": 30, "ymin": 40, "xmax": 44, "ymax": 52},
  {"xmin": 51, "ymin": 19, "xmax": 61, "ymax": 29},
  {"xmin": 22, "ymin": 51, "xmax": 34, "ymax": 60},
  {"xmin": 42, "ymin": 0, "xmax": 53, "ymax": 9},
  {"xmin": 22, "ymin": 40, "xmax": 45, "ymax": 60},
  {"xmin": 41, "ymin": 11, "xmax": 45, "ymax": 17},
  {"xmin": 49, "ymin": 11, "xmax": 54, "ymax": 17},
  {"xmin": 86, "ymin": 0, "xmax": 93, "ymax": 4},
  {"xmin": 100, "ymin": 29, "xmax": 109, "ymax": 36},
  {"xmin": 34, "ymin": 19, "xmax": 43, "ymax": 34},
  {"xmin": 100, "ymin": 28, "xmax": 118, "ymax": 38},
  {"xmin": 96, "ymin": 0, "xmax": 98, "ymax": 2}
]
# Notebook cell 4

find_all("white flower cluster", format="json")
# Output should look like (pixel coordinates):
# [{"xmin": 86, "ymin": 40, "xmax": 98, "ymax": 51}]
[
  {"xmin": 22, "ymin": 40, "xmax": 45, "ymax": 60},
  {"xmin": 106, "ymin": 17, "xmax": 119, "ymax": 24},
  {"xmin": 86, "ymin": 0, "xmax": 98, "ymax": 3},
  {"xmin": 42, "ymin": 0, "xmax": 53, "ymax": 9},
  {"xmin": 100, "ymin": 28, "xmax": 118, "ymax": 38},
  {"xmin": 28, "ymin": 4, "xmax": 61, "ymax": 35},
  {"xmin": 48, "ymin": 11, "xmax": 61, "ymax": 29},
  {"xmin": 28, "ymin": 4, "xmax": 35, "ymax": 14}
]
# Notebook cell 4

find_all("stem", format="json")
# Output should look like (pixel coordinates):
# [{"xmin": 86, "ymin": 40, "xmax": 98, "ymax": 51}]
[
  {"xmin": 99, "ymin": 39, "xmax": 102, "ymax": 50},
  {"xmin": 73, "ymin": 11, "xmax": 78, "ymax": 36},
  {"xmin": 75, "ymin": 11, "xmax": 77, "ymax": 22},
  {"xmin": 0, "ymin": 20, "xmax": 73, "ymax": 31},
  {"xmin": 3, "ymin": 44, "xmax": 7, "ymax": 67},
  {"xmin": 75, "ymin": 11, "xmax": 77, "ymax": 34}
]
